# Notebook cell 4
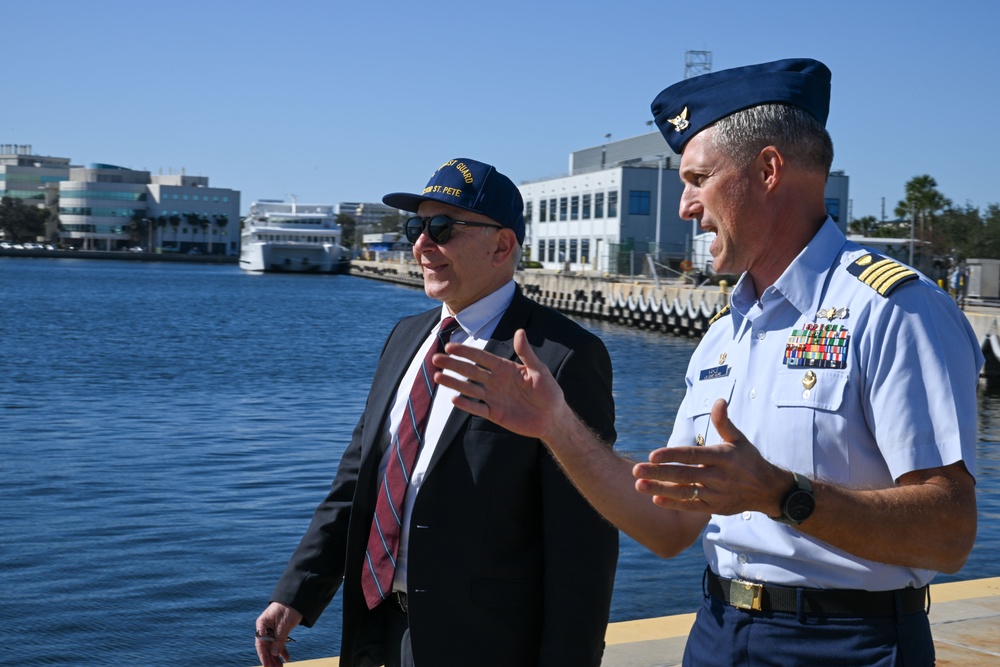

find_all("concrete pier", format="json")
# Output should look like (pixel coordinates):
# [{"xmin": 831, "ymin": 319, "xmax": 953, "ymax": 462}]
[
  {"xmin": 349, "ymin": 262, "xmax": 1000, "ymax": 380},
  {"xmin": 349, "ymin": 261, "xmax": 731, "ymax": 336}
]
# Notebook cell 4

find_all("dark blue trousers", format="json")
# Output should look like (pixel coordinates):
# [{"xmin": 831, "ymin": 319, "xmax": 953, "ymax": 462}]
[{"xmin": 683, "ymin": 590, "xmax": 935, "ymax": 666}]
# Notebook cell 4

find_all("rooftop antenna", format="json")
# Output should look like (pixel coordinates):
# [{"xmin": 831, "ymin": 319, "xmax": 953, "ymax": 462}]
[{"xmin": 685, "ymin": 50, "xmax": 712, "ymax": 79}]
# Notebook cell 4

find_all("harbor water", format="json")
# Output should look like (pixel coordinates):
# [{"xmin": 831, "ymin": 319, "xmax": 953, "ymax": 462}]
[{"xmin": 1, "ymin": 257, "xmax": 998, "ymax": 667}]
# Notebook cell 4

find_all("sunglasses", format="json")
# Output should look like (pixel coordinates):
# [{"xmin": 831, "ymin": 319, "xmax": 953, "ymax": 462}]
[{"xmin": 404, "ymin": 215, "xmax": 502, "ymax": 245}]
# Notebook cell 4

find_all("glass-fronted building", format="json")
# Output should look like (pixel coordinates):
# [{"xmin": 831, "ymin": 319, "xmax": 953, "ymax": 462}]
[
  {"xmin": 0, "ymin": 145, "xmax": 71, "ymax": 240},
  {"xmin": 59, "ymin": 165, "xmax": 241, "ymax": 254}
]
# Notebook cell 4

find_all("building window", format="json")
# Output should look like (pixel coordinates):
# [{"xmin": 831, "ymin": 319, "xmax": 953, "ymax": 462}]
[
  {"xmin": 558, "ymin": 239, "xmax": 567, "ymax": 262},
  {"xmin": 549, "ymin": 199, "xmax": 556, "ymax": 223},
  {"xmin": 583, "ymin": 194, "xmax": 591, "ymax": 219},
  {"xmin": 595, "ymin": 192, "xmax": 604, "ymax": 219},
  {"xmin": 608, "ymin": 191, "xmax": 618, "ymax": 217},
  {"xmin": 525, "ymin": 200, "xmax": 533, "ymax": 222},
  {"xmin": 539, "ymin": 199, "xmax": 547, "ymax": 222},
  {"xmin": 547, "ymin": 239, "xmax": 555, "ymax": 262},
  {"xmin": 581, "ymin": 239, "xmax": 590, "ymax": 264},
  {"xmin": 559, "ymin": 197, "xmax": 568, "ymax": 221},
  {"xmin": 825, "ymin": 198, "xmax": 840, "ymax": 223},
  {"xmin": 570, "ymin": 239, "xmax": 578, "ymax": 263},
  {"xmin": 629, "ymin": 191, "xmax": 650, "ymax": 215},
  {"xmin": 570, "ymin": 196, "xmax": 579, "ymax": 220}
]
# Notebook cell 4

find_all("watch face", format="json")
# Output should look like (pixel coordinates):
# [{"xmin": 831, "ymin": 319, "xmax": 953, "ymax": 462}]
[{"xmin": 786, "ymin": 491, "xmax": 815, "ymax": 522}]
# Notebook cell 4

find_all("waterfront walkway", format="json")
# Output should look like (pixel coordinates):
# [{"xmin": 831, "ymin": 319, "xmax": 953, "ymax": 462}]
[{"xmin": 264, "ymin": 577, "xmax": 1000, "ymax": 667}]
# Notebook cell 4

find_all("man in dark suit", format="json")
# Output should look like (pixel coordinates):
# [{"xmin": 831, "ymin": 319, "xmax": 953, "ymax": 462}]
[{"xmin": 255, "ymin": 158, "xmax": 618, "ymax": 667}]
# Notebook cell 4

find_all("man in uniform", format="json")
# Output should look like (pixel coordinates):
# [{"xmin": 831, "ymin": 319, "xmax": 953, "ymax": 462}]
[
  {"xmin": 432, "ymin": 60, "xmax": 983, "ymax": 665},
  {"xmin": 255, "ymin": 158, "xmax": 618, "ymax": 667}
]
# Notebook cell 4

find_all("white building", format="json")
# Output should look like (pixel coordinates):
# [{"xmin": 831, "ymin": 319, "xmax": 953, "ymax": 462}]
[
  {"xmin": 518, "ymin": 132, "xmax": 849, "ymax": 275},
  {"xmin": 59, "ymin": 165, "xmax": 240, "ymax": 254},
  {"xmin": 337, "ymin": 201, "xmax": 401, "ymax": 228},
  {"xmin": 0, "ymin": 145, "xmax": 71, "ymax": 240},
  {"xmin": 146, "ymin": 172, "xmax": 240, "ymax": 255}
]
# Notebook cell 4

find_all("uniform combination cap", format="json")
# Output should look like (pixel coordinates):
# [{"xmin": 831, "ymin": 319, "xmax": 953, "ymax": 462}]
[
  {"xmin": 650, "ymin": 57, "xmax": 832, "ymax": 154},
  {"xmin": 383, "ymin": 158, "xmax": 525, "ymax": 244}
]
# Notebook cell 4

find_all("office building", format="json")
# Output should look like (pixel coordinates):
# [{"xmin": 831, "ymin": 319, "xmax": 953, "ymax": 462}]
[
  {"xmin": 518, "ymin": 132, "xmax": 849, "ymax": 274},
  {"xmin": 0, "ymin": 145, "xmax": 71, "ymax": 240},
  {"xmin": 60, "ymin": 165, "xmax": 240, "ymax": 254}
]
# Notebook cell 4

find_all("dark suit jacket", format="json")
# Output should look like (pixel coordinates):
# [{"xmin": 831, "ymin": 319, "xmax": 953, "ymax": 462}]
[{"xmin": 271, "ymin": 286, "xmax": 619, "ymax": 666}]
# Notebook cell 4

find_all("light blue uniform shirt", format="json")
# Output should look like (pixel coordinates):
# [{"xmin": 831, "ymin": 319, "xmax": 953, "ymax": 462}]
[{"xmin": 667, "ymin": 218, "xmax": 983, "ymax": 591}]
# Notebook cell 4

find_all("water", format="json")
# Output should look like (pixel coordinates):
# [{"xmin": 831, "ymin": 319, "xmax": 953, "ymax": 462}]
[{"xmin": 1, "ymin": 258, "xmax": 997, "ymax": 667}]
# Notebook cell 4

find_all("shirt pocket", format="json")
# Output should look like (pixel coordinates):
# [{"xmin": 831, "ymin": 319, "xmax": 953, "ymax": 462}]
[
  {"xmin": 771, "ymin": 370, "xmax": 849, "ymax": 474},
  {"xmin": 683, "ymin": 377, "xmax": 736, "ymax": 447}
]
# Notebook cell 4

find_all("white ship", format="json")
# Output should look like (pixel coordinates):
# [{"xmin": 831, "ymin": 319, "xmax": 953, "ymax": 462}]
[{"xmin": 239, "ymin": 199, "xmax": 349, "ymax": 274}]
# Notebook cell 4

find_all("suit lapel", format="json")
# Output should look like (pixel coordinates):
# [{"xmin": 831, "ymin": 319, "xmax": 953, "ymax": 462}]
[
  {"xmin": 364, "ymin": 309, "xmax": 440, "ymax": 459},
  {"xmin": 423, "ymin": 288, "xmax": 534, "ymax": 477}
]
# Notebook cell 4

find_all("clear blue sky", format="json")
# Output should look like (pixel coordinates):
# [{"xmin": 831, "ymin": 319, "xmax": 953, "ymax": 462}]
[{"xmin": 6, "ymin": 0, "xmax": 997, "ymax": 222}]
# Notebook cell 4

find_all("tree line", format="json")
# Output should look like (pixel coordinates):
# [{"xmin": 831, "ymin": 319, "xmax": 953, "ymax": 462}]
[
  {"xmin": 849, "ymin": 175, "xmax": 1000, "ymax": 267},
  {"xmin": 0, "ymin": 196, "xmax": 50, "ymax": 242}
]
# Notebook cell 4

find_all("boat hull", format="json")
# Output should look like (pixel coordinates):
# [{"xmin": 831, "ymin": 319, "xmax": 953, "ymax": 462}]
[{"xmin": 239, "ymin": 243, "xmax": 348, "ymax": 274}]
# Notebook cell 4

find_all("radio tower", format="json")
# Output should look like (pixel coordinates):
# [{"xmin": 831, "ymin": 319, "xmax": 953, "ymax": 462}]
[{"xmin": 685, "ymin": 51, "xmax": 712, "ymax": 79}]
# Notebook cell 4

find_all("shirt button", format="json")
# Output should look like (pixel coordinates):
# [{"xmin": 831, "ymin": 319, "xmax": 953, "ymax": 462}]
[
  {"xmin": 749, "ymin": 388, "xmax": 757, "ymax": 399},
  {"xmin": 757, "ymin": 330, "xmax": 766, "ymax": 340},
  {"xmin": 802, "ymin": 389, "xmax": 811, "ymax": 399},
  {"xmin": 742, "ymin": 511, "xmax": 752, "ymax": 520},
  {"xmin": 738, "ymin": 553, "xmax": 748, "ymax": 564}
]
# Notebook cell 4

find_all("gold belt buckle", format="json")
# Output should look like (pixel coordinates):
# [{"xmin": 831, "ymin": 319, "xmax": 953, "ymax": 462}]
[{"xmin": 729, "ymin": 579, "xmax": 763, "ymax": 611}]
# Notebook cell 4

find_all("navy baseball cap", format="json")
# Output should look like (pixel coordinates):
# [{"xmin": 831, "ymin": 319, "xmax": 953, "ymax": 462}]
[
  {"xmin": 650, "ymin": 58, "xmax": 832, "ymax": 153},
  {"xmin": 383, "ymin": 158, "xmax": 525, "ymax": 244}
]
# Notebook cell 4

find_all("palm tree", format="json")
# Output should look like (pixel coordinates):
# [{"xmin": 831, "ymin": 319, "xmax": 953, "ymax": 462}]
[
  {"xmin": 154, "ymin": 216, "xmax": 167, "ymax": 252},
  {"xmin": 895, "ymin": 175, "xmax": 952, "ymax": 243},
  {"xmin": 168, "ymin": 215, "xmax": 181, "ymax": 250},
  {"xmin": 198, "ymin": 214, "xmax": 212, "ymax": 254},
  {"xmin": 183, "ymin": 213, "xmax": 202, "ymax": 252},
  {"xmin": 849, "ymin": 215, "xmax": 878, "ymax": 236},
  {"xmin": 129, "ymin": 210, "xmax": 146, "ymax": 249},
  {"xmin": 214, "ymin": 214, "xmax": 230, "ymax": 256}
]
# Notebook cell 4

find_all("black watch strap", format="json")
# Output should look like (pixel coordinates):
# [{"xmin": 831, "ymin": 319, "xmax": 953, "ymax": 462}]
[{"xmin": 774, "ymin": 471, "xmax": 815, "ymax": 525}]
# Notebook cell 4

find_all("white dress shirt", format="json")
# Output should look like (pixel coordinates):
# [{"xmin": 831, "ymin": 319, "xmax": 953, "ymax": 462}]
[{"xmin": 377, "ymin": 279, "xmax": 516, "ymax": 593}]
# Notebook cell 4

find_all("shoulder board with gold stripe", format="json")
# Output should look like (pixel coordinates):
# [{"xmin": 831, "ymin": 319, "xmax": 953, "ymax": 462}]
[
  {"xmin": 708, "ymin": 304, "xmax": 731, "ymax": 326},
  {"xmin": 846, "ymin": 253, "xmax": 918, "ymax": 296}
]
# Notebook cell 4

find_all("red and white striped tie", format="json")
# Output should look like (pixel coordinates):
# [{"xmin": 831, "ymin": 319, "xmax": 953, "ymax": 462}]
[{"xmin": 361, "ymin": 316, "xmax": 458, "ymax": 609}]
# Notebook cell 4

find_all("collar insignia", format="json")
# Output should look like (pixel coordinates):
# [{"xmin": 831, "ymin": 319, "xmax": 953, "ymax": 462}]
[
  {"xmin": 668, "ymin": 107, "xmax": 690, "ymax": 132},
  {"xmin": 718, "ymin": 352, "xmax": 727, "ymax": 364},
  {"xmin": 816, "ymin": 306, "xmax": 849, "ymax": 321}
]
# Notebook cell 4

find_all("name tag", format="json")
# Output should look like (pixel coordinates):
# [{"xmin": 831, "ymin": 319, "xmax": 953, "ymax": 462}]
[{"xmin": 699, "ymin": 365, "xmax": 730, "ymax": 381}]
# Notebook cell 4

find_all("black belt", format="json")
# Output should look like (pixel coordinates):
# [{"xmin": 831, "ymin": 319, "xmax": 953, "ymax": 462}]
[
  {"xmin": 387, "ymin": 591, "xmax": 408, "ymax": 614},
  {"xmin": 706, "ymin": 569, "xmax": 928, "ymax": 617}
]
